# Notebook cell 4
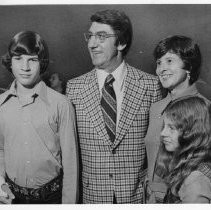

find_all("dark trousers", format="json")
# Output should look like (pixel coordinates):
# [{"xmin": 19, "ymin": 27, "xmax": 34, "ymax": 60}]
[
  {"xmin": 12, "ymin": 191, "xmax": 62, "ymax": 204},
  {"xmin": 5, "ymin": 171, "xmax": 63, "ymax": 204},
  {"xmin": 113, "ymin": 193, "xmax": 117, "ymax": 204}
]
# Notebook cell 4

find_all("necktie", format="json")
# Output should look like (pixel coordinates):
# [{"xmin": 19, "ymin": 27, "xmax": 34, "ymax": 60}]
[{"xmin": 101, "ymin": 74, "xmax": 117, "ymax": 142}]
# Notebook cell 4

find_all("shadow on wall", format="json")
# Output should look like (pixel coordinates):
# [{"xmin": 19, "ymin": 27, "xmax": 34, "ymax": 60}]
[
  {"xmin": 196, "ymin": 79, "xmax": 211, "ymax": 101},
  {"xmin": 0, "ymin": 5, "xmax": 211, "ymax": 89}
]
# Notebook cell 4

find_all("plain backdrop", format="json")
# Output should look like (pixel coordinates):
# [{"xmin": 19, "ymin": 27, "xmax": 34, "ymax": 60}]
[{"xmin": 0, "ymin": 4, "xmax": 211, "ymax": 98}]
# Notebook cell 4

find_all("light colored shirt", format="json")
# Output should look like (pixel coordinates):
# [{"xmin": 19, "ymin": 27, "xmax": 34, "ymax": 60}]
[
  {"xmin": 179, "ymin": 170, "xmax": 211, "ymax": 203},
  {"xmin": 0, "ymin": 80, "xmax": 78, "ymax": 203},
  {"xmin": 97, "ymin": 61, "xmax": 126, "ymax": 127}
]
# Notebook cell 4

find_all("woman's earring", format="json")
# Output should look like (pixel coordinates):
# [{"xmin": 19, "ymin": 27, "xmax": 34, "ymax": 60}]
[{"xmin": 186, "ymin": 71, "xmax": 190, "ymax": 80}]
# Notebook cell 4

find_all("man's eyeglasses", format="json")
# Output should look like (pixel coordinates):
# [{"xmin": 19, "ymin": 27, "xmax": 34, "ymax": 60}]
[{"xmin": 84, "ymin": 32, "xmax": 117, "ymax": 43}]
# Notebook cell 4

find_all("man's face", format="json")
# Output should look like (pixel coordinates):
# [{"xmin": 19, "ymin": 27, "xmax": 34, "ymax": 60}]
[
  {"xmin": 11, "ymin": 54, "xmax": 41, "ymax": 89},
  {"xmin": 87, "ymin": 22, "xmax": 124, "ymax": 72}
]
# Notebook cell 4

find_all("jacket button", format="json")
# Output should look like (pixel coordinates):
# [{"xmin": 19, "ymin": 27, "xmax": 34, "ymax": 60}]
[
  {"xmin": 112, "ymin": 150, "xmax": 116, "ymax": 154},
  {"xmin": 109, "ymin": 174, "xmax": 113, "ymax": 179}
]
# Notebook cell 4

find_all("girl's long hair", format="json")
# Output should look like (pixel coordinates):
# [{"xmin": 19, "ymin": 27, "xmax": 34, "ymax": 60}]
[{"xmin": 158, "ymin": 96, "xmax": 211, "ymax": 195}]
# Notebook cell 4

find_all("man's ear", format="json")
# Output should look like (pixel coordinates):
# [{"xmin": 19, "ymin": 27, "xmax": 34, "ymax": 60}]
[{"xmin": 117, "ymin": 43, "xmax": 126, "ymax": 51}]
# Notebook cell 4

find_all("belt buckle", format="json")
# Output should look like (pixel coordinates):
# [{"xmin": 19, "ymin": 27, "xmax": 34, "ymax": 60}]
[
  {"xmin": 30, "ymin": 188, "xmax": 41, "ymax": 200},
  {"xmin": 20, "ymin": 187, "xmax": 29, "ymax": 196},
  {"xmin": 51, "ymin": 181, "xmax": 60, "ymax": 192}
]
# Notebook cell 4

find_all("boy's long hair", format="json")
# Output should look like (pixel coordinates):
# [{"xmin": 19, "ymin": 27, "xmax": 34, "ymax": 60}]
[
  {"xmin": 158, "ymin": 96, "xmax": 211, "ymax": 195},
  {"xmin": 2, "ymin": 31, "xmax": 49, "ymax": 74}
]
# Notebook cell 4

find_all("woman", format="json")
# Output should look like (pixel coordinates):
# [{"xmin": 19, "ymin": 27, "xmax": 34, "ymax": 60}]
[
  {"xmin": 49, "ymin": 72, "xmax": 66, "ymax": 94},
  {"xmin": 159, "ymin": 96, "xmax": 211, "ymax": 203},
  {"xmin": 144, "ymin": 35, "xmax": 210, "ymax": 203}
]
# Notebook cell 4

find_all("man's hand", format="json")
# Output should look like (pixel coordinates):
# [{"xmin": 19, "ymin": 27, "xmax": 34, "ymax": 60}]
[{"xmin": 0, "ymin": 183, "xmax": 15, "ymax": 204}]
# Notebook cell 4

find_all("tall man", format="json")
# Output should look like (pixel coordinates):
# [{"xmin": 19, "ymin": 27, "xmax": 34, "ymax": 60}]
[{"xmin": 66, "ymin": 9, "xmax": 162, "ymax": 203}]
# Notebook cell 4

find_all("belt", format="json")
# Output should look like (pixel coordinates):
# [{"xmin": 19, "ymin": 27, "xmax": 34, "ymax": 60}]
[{"xmin": 5, "ymin": 170, "xmax": 63, "ymax": 201}]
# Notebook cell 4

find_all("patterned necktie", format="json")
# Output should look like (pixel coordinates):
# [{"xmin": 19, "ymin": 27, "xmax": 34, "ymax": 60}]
[{"xmin": 101, "ymin": 74, "xmax": 117, "ymax": 142}]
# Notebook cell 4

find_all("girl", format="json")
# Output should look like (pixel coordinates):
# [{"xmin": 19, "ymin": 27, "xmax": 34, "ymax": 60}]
[{"xmin": 160, "ymin": 96, "xmax": 211, "ymax": 203}]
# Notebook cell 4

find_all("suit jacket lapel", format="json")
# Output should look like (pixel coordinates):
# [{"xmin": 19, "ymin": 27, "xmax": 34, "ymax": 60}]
[
  {"xmin": 80, "ymin": 70, "xmax": 112, "ymax": 146},
  {"xmin": 114, "ymin": 64, "xmax": 146, "ymax": 148}
]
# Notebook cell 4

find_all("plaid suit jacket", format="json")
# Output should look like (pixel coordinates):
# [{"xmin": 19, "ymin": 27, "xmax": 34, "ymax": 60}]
[{"xmin": 66, "ymin": 63, "xmax": 162, "ymax": 203}]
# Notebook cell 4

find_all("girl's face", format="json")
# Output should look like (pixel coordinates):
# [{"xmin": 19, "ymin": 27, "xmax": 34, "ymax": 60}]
[
  {"xmin": 161, "ymin": 116, "xmax": 181, "ymax": 152},
  {"xmin": 156, "ymin": 52, "xmax": 189, "ymax": 91}
]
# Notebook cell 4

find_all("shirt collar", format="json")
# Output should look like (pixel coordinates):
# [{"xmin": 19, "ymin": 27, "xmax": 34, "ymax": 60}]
[
  {"xmin": 0, "ymin": 80, "xmax": 49, "ymax": 106},
  {"xmin": 7, "ymin": 80, "xmax": 17, "ymax": 96},
  {"xmin": 167, "ymin": 83, "xmax": 198, "ymax": 101},
  {"xmin": 33, "ymin": 81, "xmax": 49, "ymax": 104},
  {"xmin": 97, "ymin": 60, "xmax": 126, "ymax": 90}
]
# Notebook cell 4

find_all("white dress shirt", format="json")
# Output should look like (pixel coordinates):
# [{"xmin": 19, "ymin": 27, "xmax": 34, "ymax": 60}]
[{"xmin": 96, "ymin": 61, "xmax": 127, "ymax": 129}]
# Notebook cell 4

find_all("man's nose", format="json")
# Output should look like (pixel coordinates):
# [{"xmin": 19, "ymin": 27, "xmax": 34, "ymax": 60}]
[{"xmin": 88, "ymin": 35, "xmax": 99, "ymax": 48}]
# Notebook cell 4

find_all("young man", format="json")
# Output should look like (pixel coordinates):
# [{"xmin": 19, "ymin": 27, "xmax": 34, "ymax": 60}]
[
  {"xmin": 66, "ymin": 9, "xmax": 162, "ymax": 203},
  {"xmin": 0, "ymin": 31, "xmax": 78, "ymax": 204}
]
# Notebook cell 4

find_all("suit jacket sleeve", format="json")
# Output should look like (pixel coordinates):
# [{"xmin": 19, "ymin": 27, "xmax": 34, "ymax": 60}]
[
  {"xmin": 59, "ymin": 98, "xmax": 79, "ymax": 204},
  {"xmin": 152, "ymin": 78, "xmax": 163, "ymax": 104}
]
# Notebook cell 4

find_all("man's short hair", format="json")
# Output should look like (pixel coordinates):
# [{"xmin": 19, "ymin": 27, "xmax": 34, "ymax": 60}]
[
  {"xmin": 2, "ymin": 31, "xmax": 49, "ymax": 74},
  {"xmin": 153, "ymin": 35, "xmax": 201, "ymax": 84},
  {"xmin": 91, "ymin": 9, "xmax": 133, "ymax": 57}
]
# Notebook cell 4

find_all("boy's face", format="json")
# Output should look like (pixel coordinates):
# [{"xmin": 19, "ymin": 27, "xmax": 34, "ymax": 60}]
[{"xmin": 11, "ymin": 54, "xmax": 41, "ymax": 88}]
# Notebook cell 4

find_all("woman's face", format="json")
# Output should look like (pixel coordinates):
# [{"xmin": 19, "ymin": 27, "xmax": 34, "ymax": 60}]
[
  {"xmin": 161, "ymin": 116, "xmax": 181, "ymax": 152},
  {"xmin": 49, "ymin": 73, "xmax": 61, "ymax": 88},
  {"xmin": 156, "ymin": 52, "xmax": 189, "ymax": 91}
]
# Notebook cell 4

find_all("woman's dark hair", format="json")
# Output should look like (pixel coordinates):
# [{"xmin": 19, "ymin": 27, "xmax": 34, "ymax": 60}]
[
  {"xmin": 158, "ymin": 96, "xmax": 211, "ymax": 195},
  {"xmin": 91, "ymin": 9, "xmax": 133, "ymax": 57},
  {"xmin": 153, "ymin": 35, "xmax": 201, "ymax": 84},
  {"xmin": 2, "ymin": 31, "xmax": 49, "ymax": 74}
]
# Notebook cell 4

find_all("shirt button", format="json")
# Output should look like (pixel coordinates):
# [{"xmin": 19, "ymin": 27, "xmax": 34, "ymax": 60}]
[
  {"xmin": 112, "ymin": 150, "xmax": 116, "ymax": 154},
  {"xmin": 24, "ymin": 142, "xmax": 28, "ymax": 145},
  {"xmin": 109, "ymin": 173, "xmax": 113, "ymax": 179},
  {"xmin": 26, "ymin": 160, "xmax": 30, "ymax": 164}
]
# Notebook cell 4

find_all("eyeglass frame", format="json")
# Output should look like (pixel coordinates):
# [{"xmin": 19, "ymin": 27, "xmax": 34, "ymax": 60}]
[{"xmin": 84, "ymin": 32, "xmax": 117, "ymax": 43}]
